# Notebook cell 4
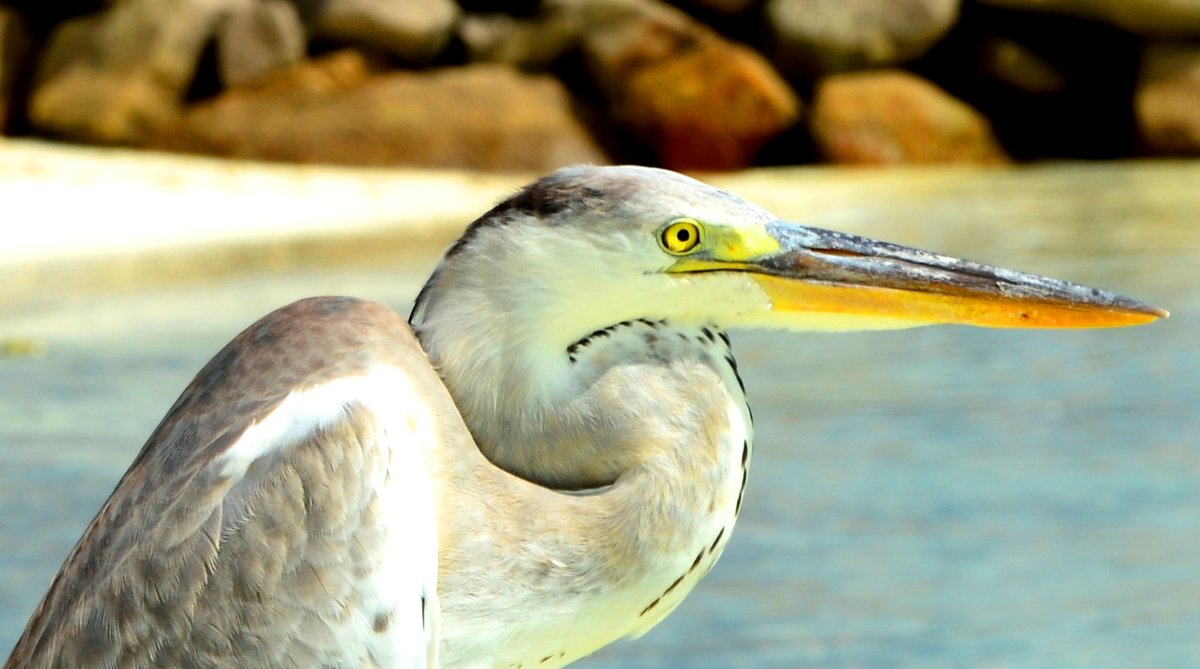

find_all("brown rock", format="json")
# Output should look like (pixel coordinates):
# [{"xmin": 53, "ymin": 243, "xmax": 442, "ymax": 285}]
[
  {"xmin": 145, "ymin": 52, "xmax": 609, "ymax": 171},
  {"xmin": 0, "ymin": 7, "xmax": 33, "ymax": 133},
  {"xmin": 459, "ymin": 10, "xmax": 583, "ymax": 69},
  {"xmin": 765, "ymin": 0, "xmax": 960, "ymax": 76},
  {"xmin": 977, "ymin": 0, "xmax": 1200, "ymax": 37},
  {"xmin": 216, "ymin": 0, "xmax": 306, "ymax": 87},
  {"xmin": 568, "ymin": 0, "xmax": 801, "ymax": 170},
  {"xmin": 1136, "ymin": 42, "xmax": 1200, "ymax": 154},
  {"xmin": 809, "ymin": 70, "xmax": 1010, "ymax": 165},
  {"xmin": 308, "ymin": 0, "xmax": 458, "ymax": 62},
  {"xmin": 29, "ymin": 0, "xmax": 243, "ymax": 143}
]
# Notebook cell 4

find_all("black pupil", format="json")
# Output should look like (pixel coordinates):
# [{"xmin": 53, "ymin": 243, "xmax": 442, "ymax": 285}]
[{"xmin": 676, "ymin": 228, "xmax": 691, "ymax": 243}]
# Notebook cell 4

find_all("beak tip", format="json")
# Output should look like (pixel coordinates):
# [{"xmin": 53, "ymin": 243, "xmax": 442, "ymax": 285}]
[
  {"xmin": 1092, "ymin": 298, "xmax": 1167, "ymax": 327},
  {"xmin": 1126, "ymin": 300, "xmax": 1168, "ymax": 321}
]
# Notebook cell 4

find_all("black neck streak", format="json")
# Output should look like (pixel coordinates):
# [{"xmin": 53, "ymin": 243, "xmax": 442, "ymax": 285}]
[
  {"xmin": 563, "ymin": 319, "xmax": 748, "ymax": 425},
  {"xmin": 566, "ymin": 318, "xmax": 669, "ymax": 364}
]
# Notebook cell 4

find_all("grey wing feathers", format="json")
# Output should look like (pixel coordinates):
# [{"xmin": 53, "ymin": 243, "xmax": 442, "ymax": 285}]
[{"xmin": 4, "ymin": 297, "xmax": 441, "ymax": 669}]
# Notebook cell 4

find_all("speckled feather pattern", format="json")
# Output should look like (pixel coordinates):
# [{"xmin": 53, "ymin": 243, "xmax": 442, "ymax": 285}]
[{"xmin": 4, "ymin": 298, "xmax": 437, "ymax": 668}]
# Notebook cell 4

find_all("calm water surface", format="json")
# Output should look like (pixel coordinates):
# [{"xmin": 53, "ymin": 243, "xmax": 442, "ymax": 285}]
[{"xmin": 1, "ymin": 163, "xmax": 1197, "ymax": 667}]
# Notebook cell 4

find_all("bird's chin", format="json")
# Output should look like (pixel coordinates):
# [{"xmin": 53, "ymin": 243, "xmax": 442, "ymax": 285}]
[{"xmin": 667, "ymin": 270, "xmax": 933, "ymax": 332}]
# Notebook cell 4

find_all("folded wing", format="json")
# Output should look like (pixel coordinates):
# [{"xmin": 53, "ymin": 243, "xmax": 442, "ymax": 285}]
[{"xmin": 6, "ymin": 297, "xmax": 442, "ymax": 669}]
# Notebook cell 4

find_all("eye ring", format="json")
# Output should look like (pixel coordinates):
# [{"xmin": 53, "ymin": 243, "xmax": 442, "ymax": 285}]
[{"xmin": 660, "ymin": 219, "xmax": 702, "ymax": 255}]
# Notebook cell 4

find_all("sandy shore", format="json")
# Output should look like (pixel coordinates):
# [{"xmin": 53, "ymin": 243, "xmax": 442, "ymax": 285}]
[{"xmin": 0, "ymin": 139, "xmax": 537, "ymax": 306}]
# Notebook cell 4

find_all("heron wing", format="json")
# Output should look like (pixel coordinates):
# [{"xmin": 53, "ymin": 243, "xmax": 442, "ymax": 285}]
[{"xmin": 5, "ymin": 297, "xmax": 442, "ymax": 669}]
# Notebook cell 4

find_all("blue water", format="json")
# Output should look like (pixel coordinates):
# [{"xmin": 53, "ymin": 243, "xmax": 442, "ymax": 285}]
[{"xmin": 2, "ymin": 164, "xmax": 1197, "ymax": 667}]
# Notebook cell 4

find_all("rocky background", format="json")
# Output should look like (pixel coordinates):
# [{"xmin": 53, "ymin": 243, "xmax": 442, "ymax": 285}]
[{"xmin": 1, "ymin": 0, "xmax": 1199, "ymax": 172}]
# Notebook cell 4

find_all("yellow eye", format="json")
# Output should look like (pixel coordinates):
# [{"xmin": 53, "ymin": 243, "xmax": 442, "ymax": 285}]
[{"xmin": 660, "ymin": 219, "xmax": 702, "ymax": 255}]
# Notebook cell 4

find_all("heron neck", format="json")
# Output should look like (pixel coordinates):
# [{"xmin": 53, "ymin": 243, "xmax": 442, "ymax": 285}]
[
  {"xmin": 416, "ymin": 299, "xmax": 745, "ymax": 490},
  {"xmin": 425, "ymin": 314, "xmax": 754, "ymax": 667}
]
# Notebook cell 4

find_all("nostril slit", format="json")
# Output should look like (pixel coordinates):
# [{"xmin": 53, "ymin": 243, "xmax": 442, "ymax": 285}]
[{"xmin": 811, "ymin": 247, "xmax": 868, "ymax": 258}]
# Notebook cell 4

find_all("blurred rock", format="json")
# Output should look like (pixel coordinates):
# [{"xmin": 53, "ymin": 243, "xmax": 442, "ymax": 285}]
[
  {"xmin": 677, "ymin": 0, "xmax": 759, "ymax": 13},
  {"xmin": 459, "ymin": 10, "xmax": 582, "ymax": 68},
  {"xmin": 29, "ymin": 0, "xmax": 241, "ymax": 143},
  {"xmin": 146, "ymin": 52, "xmax": 608, "ymax": 171},
  {"xmin": 216, "ymin": 0, "xmax": 306, "ymax": 87},
  {"xmin": 977, "ymin": 37, "xmax": 1068, "ymax": 94},
  {"xmin": 307, "ymin": 0, "xmax": 458, "ymax": 62},
  {"xmin": 976, "ymin": 0, "xmax": 1200, "ymax": 36},
  {"xmin": 569, "ymin": 0, "xmax": 801, "ymax": 170},
  {"xmin": 1136, "ymin": 42, "xmax": 1200, "ymax": 154},
  {"xmin": 0, "ymin": 7, "xmax": 33, "ymax": 133},
  {"xmin": 765, "ymin": 0, "xmax": 960, "ymax": 76},
  {"xmin": 809, "ymin": 70, "xmax": 1010, "ymax": 164}
]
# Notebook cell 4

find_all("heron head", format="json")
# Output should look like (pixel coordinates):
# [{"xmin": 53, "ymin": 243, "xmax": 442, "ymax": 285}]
[{"xmin": 413, "ymin": 165, "xmax": 1164, "ymax": 344}]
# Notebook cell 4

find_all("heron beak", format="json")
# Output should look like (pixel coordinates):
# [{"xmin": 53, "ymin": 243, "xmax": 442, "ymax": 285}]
[{"xmin": 728, "ymin": 222, "xmax": 1166, "ymax": 329}]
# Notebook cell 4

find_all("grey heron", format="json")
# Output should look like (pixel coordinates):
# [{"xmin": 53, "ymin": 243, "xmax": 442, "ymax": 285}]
[{"xmin": 4, "ymin": 165, "xmax": 1165, "ymax": 668}]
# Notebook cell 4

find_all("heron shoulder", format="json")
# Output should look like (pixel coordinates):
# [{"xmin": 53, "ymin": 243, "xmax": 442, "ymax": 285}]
[{"xmin": 5, "ymin": 296, "xmax": 442, "ymax": 669}]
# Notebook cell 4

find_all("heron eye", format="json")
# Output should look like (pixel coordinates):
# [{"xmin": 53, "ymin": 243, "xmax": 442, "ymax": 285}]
[{"xmin": 660, "ymin": 219, "xmax": 702, "ymax": 255}]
